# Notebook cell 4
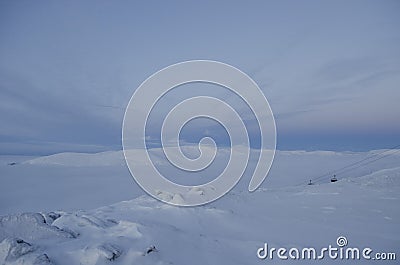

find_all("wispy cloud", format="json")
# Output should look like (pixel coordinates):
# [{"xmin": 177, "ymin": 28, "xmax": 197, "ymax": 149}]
[{"xmin": 0, "ymin": 1, "xmax": 399, "ymax": 154}]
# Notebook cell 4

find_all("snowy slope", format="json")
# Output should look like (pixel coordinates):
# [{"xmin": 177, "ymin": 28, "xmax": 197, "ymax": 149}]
[
  {"xmin": 2, "ymin": 149, "xmax": 399, "ymax": 214},
  {"xmin": 0, "ymin": 150, "xmax": 399, "ymax": 264}
]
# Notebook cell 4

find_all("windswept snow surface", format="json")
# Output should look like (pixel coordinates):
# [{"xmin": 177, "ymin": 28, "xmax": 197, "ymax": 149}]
[{"xmin": 0, "ymin": 149, "xmax": 399, "ymax": 264}]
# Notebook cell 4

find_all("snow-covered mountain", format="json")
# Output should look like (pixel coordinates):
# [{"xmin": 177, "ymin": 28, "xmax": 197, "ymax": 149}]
[{"xmin": 0, "ymin": 149, "xmax": 399, "ymax": 264}]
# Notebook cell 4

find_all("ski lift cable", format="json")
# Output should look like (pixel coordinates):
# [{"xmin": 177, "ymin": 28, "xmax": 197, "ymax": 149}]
[
  {"xmin": 298, "ymin": 143, "xmax": 400, "ymax": 186},
  {"xmin": 337, "ymin": 148, "xmax": 400, "ymax": 175},
  {"xmin": 93, "ymin": 104, "xmax": 125, "ymax": 110},
  {"xmin": 310, "ymin": 144, "xmax": 400, "ymax": 183},
  {"xmin": 325, "ymin": 148, "xmax": 400, "ymax": 178},
  {"xmin": 313, "ymin": 148, "xmax": 400, "ymax": 184}
]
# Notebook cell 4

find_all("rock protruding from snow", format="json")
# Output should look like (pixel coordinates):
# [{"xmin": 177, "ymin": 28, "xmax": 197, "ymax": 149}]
[
  {"xmin": 97, "ymin": 243, "xmax": 122, "ymax": 261},
  {"xmin": 0, "ymin": 237, "xmax": 55, "ymax": 264},
  {"xmin": 0, "ymin": 213, "xmax": 76, "ymax": 242},
  {"xmin": 33, "ymin": 253, "xmax": 53, "ymax": 264},
  {"xmin": 41, "ymin": 212, "xmax": 62, "ymax": 225},
  {"xmin": 0, "ymin": 238, "xmax": 35, "ymax": 262},
  {"xmin": 144, "ymin": 245, "xmax": 157, "ymax": 255}
]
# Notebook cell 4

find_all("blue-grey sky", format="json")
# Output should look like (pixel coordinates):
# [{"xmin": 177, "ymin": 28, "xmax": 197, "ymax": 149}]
[{"xmin": 1, "ymin": 1, "xmax": 399, "ymax": 155}]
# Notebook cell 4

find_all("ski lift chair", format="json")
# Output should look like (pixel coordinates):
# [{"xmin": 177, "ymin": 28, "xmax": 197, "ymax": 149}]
[{"xmin": 330, "ymin": 175, "xmax": 338, "ymax": 183}]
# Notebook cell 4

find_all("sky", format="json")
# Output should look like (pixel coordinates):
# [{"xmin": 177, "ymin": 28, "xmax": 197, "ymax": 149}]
[{"xmin": 0, "ymin": 0, "xmax": 399, "ymax": 155}]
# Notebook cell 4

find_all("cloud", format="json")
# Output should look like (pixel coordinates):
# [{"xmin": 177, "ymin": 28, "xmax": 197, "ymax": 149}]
[{"xmin": 0, "ymin": 1, "xmax": 399, "ymax": 154}]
